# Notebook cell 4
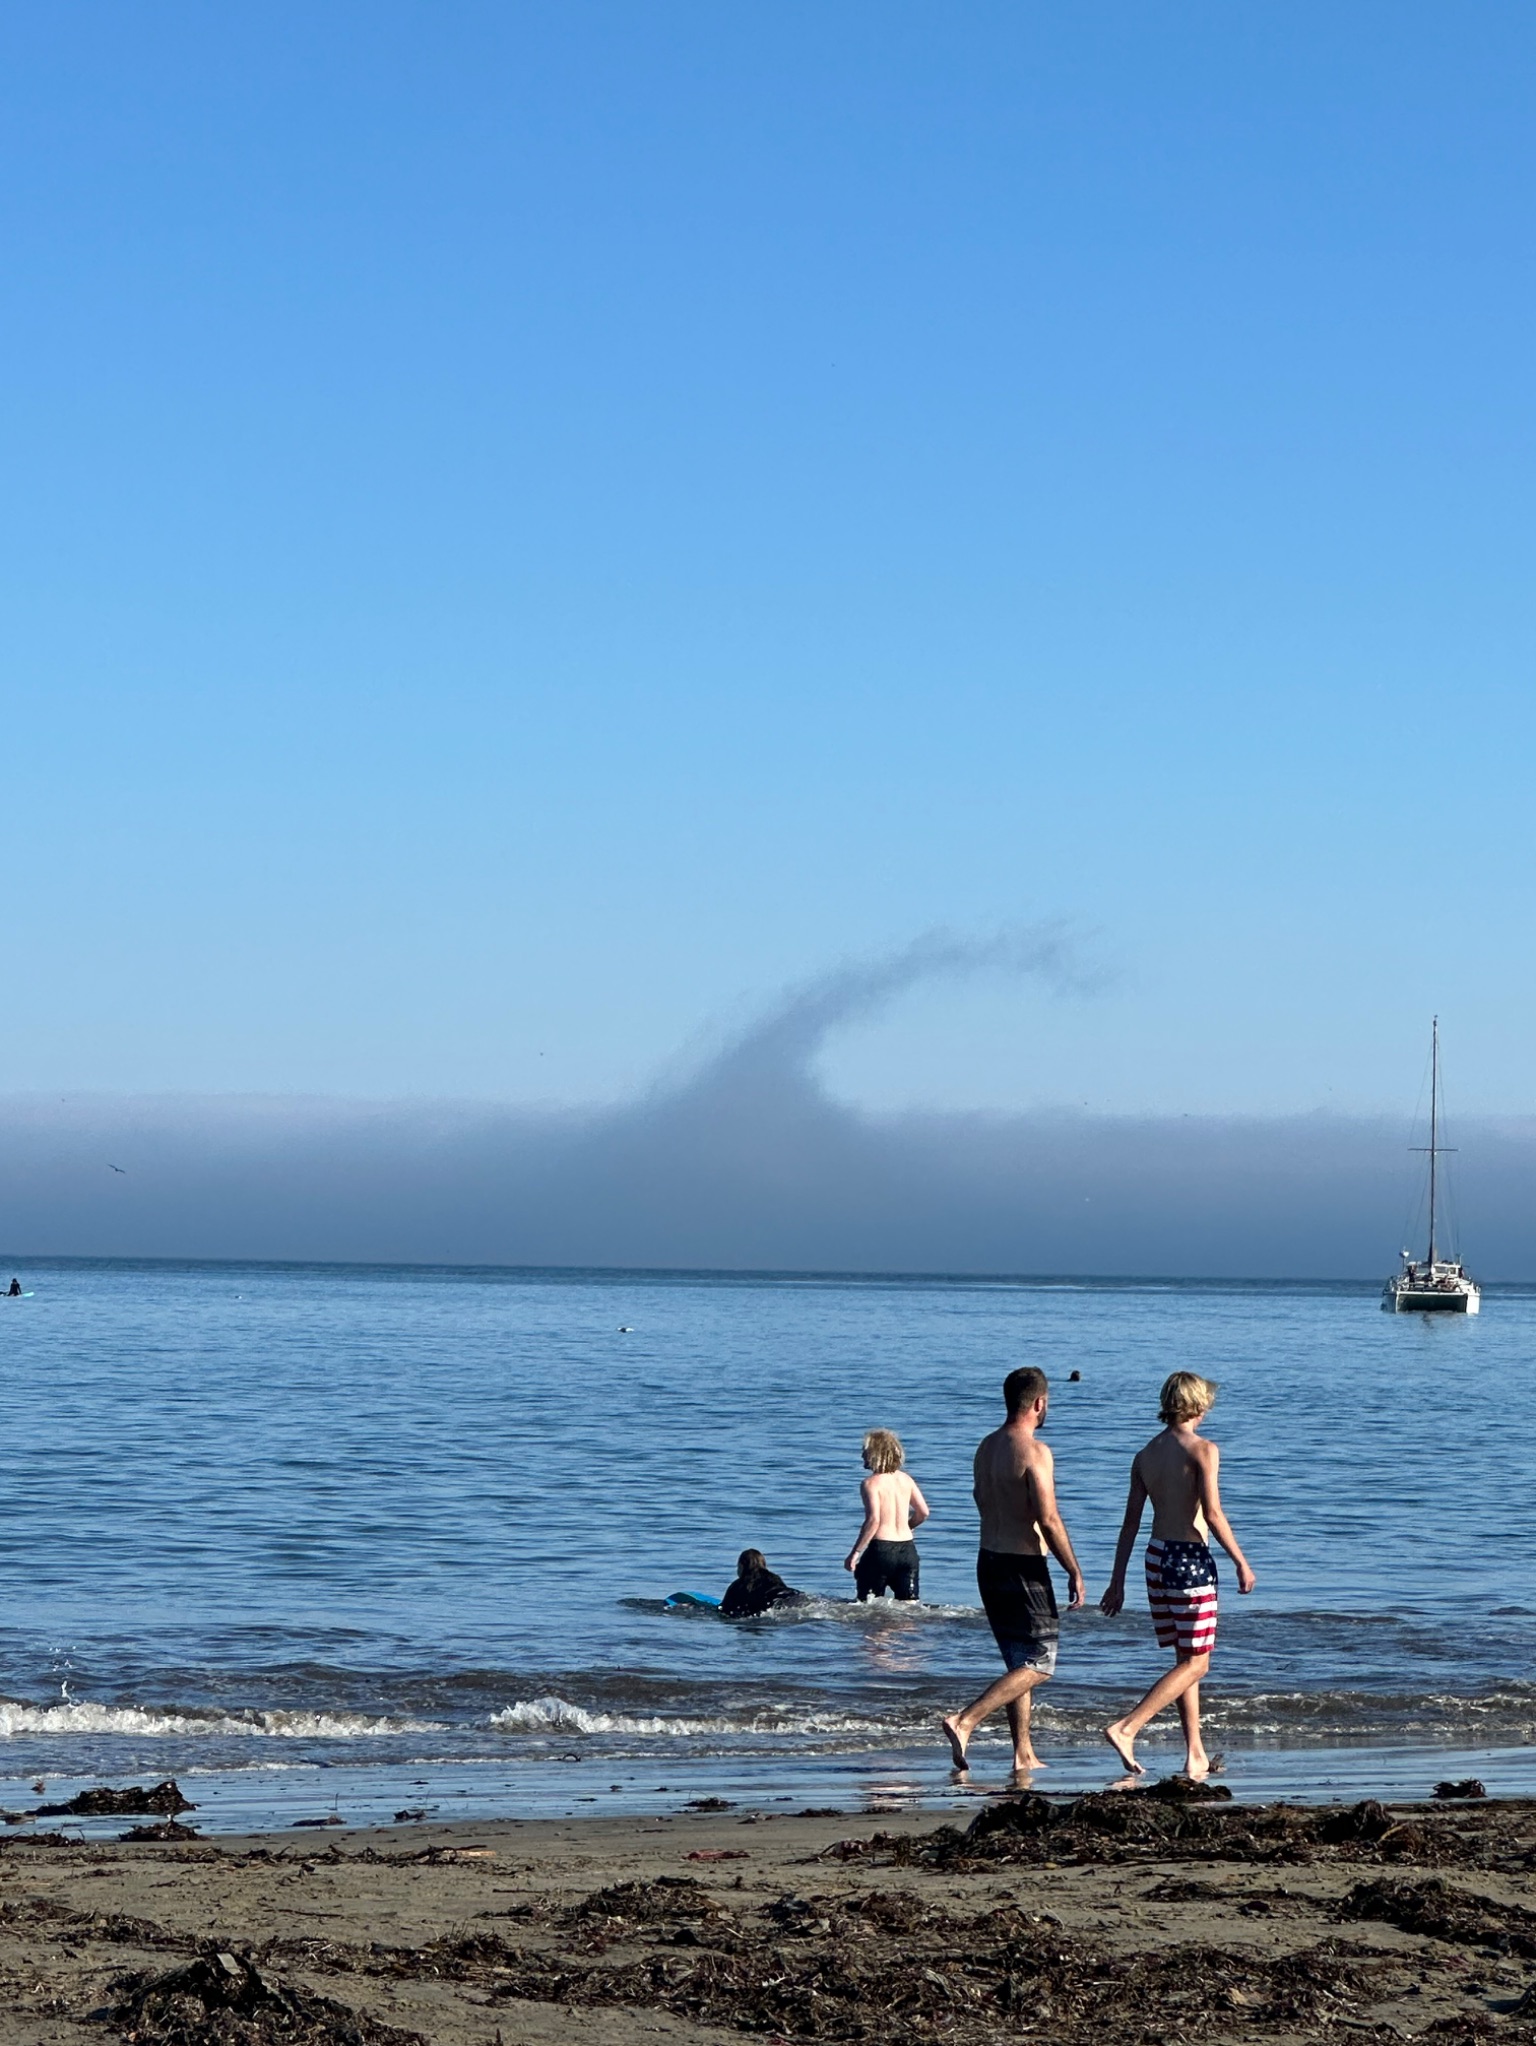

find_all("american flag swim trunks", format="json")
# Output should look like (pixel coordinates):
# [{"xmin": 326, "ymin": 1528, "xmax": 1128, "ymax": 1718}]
[{"xmin": 1145, "ymin": 1537, "xmax": 1218, "ymax": 1656}]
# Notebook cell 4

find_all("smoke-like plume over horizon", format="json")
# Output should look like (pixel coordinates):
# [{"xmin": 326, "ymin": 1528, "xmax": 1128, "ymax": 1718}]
[
  {"xmin": 0, "ymin": 931, "xmax": 1531, "ymax": 1278},
  {"xmin": 663, "ymin": 924, "xmax": 1099, "ymax": 1110}
]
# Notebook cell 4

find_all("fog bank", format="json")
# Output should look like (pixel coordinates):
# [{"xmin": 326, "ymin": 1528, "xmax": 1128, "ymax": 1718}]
[{"xmin": 0, "ymin": 936, "xmax": 1524, "ymax": 1277}]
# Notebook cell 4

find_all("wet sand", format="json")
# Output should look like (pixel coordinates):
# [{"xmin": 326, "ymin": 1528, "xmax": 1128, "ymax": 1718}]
[{"xmin": 2, "ymin": 1789, "xmax": 1534, "ymax": 2043}]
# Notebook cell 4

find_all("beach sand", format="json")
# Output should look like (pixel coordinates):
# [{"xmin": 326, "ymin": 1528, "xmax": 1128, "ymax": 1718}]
[{"xmin": 1, "ymin": 1789, "xmax": 1533, "ymax": 2044}]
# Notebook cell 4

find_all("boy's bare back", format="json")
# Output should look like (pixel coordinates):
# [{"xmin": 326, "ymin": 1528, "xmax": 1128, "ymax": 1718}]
[
  {"xmin": 861, "ymin": 1469, "xmax": 922, "ymax": 1541},
  {"xmin": 1135, "ymin": 1428, "xmax": 1215, "ymax": 1542}
]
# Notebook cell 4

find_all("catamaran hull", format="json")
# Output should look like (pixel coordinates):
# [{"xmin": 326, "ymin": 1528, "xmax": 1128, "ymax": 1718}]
[{"xmin": 1383, "ymin": 1284, "xmax": 1480, "ymax": 1314}]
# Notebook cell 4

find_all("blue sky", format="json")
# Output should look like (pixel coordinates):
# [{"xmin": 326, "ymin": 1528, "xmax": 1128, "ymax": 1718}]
[{"xmin": 4, "ymin": 3, "xmax": 1534, "ymax": 1119}]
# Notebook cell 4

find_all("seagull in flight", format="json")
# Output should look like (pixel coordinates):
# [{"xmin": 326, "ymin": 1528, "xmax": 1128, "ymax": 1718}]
[{"xmin": 107, "ymin": 1163, "xmax": 127, "ymax": 1174}]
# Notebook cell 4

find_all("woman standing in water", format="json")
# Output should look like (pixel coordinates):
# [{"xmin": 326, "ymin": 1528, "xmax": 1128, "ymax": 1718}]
[{"xmin": 844, "ymin": 1428, "xmax": 930, "ymax": 1600}]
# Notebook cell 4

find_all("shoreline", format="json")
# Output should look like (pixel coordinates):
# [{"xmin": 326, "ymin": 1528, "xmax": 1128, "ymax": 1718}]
[
  {"xmin": 3, "ymin": 1737, "xmax": 1533, "ymax": 1841},
  {"xmin": 1, "ymin": 1792, "xmax": 1534, "ymax": 2042}
]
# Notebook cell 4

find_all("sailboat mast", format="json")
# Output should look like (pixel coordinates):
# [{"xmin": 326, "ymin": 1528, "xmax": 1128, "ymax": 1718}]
[{"xmin": 1428, "ymin": 1016, "xmax": 1439, "ymax": 1267}]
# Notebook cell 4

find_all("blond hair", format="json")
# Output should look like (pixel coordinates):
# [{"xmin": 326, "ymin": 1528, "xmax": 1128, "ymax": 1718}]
[
  {"xmin": 862, "ymin": 1428, "xmax": 905, "ymax": 1473},
  {"xmin": 1159, "ymin": 1372, "xmax": 1218, "ymax": 1425}
]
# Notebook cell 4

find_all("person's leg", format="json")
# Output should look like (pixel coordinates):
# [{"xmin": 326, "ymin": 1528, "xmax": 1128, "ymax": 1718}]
[
  {"xmin": 1110, "ymin": 1540, "xmax": 1216, "ymax": 1772},
  {"xmin": 1175, "ymin": 1679, "xmax": 1210, "ymax": 1779},
  {"xmin": 854, "ymin": 1549, "xmax": 885, "ymax": 1602},
  {"xmin": 1004, "ymin": 1687, "xmax": 1044, "ymax": 1773},
  {"xmin": 943, "ymin": 1665, "xmax": 1048, "ymax": 1768},
  {"xmin": 890, "ymin": 1548, "xmax": 920, "ymax": 1601},
  {"xmin": 953, "ymin": 1553, "xmax": 1059, "ymax": 1768},
  {"xmin": 1103, "ymin": 1651, "xmax": 1209, "ymax": 1771}
]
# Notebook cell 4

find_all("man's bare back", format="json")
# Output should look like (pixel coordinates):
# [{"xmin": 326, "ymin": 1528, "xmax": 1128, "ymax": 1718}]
[{"xmin": 973, "ymin": 1426, "xmax": 1051, "ymax": 1553}]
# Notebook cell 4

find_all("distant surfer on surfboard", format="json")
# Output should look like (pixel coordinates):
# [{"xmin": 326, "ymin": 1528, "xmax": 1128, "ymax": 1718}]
[{"xmin": 6, "ymin": 1279, "xmax": 20, "ymax": 1297}]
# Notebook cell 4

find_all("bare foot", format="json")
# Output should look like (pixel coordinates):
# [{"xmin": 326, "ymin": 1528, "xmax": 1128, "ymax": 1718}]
[
  {"xmin": 1184, "ymin": 1753, "xmax": 1210, "ymax": 1782},
  {"xmin": 1103, "ymin": 1720, "xmax": 1143, "ymax": 1773},
  {"xmin": 1012, "ymin": 1751, "xmax": 1046, "ymax": 1773},
  {"xmin": 941, "ymin": 1715, "xmax": 970, "ymax": 1768}
]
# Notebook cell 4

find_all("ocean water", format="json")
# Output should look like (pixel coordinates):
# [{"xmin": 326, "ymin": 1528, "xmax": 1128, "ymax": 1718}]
[{"xmin": 0, "ymin": 1259, "xmax": 1530, "ymax": 1834}]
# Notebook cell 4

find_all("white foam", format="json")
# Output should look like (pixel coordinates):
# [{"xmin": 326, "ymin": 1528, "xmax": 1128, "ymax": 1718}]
[
  {"xmin": 487, "ymin": 1694, "xmax": 894, "ymax": 1738},
  {"xmin": 0, "ymin": 1699, "xmax": 443, "ymax": 1740}
]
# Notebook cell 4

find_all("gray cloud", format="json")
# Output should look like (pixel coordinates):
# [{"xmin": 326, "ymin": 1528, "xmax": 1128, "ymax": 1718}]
[
  {"xmin": 0, "ymin": 932, "xmax": 1528, "ymax": 1278},
  {"xmin": 659, "ymin": 923, "xmax": 1100, "ymax": 1110}
]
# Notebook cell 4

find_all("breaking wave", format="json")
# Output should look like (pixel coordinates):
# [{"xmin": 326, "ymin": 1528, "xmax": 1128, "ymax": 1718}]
[
  {"xmin": 488, "ymin": 1694, "xmax": 894, "ymax": 1739},
  {"xmin": 1, "ymin": 1680, "xmax": 1531, "ymax": 1756},
  {"xmin": 486, "ymin": 1682, "xmax": 1536, "ymax": 1750},
  {"xmin": 0, "ymin": 1699, "xmax": 443, "ymax": 1740}
]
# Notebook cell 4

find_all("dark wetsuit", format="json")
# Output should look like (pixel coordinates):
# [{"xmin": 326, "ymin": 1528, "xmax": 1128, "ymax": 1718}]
[
  {"xmin": 976, "ymin": 1549, "xmax": 1059, "ymax": 1674},
  {"xmin": 721, "ymin": 1568, "xmax": 798, "ymax": 1618},
  {"xmin": 855, "ymin": 1539, "xmax": 920, "ymax": 1602}
]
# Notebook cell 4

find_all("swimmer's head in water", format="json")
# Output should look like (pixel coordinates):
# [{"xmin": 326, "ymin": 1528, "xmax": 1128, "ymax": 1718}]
[
  {"xmin": 1159, "ymin": 1371, "xmax": 1218, "ymax": 1425},
  {"xmin": 737, "ymin": 1548, "xmax": 769, "ymax": 1577},
  {"xmin": 1003, "ymin": 1367, "xmax": 1049, "ymax": 1418},
  {"xmin": 862, "ymin": 1428, "xmax": 905, "ymax": 1472}
]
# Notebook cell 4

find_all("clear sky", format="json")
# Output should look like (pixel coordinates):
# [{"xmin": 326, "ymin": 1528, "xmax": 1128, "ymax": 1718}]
[{"xmin": 5, "ymin": 3, "xmax": 1534, "ymax": 1120}]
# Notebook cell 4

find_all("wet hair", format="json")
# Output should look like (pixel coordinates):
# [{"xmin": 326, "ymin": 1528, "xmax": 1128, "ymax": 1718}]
[
  {"xmin": 862, "ymin": 1428, "xmax": 905, "ymax": 1473},
  {"xmin": 1003, "ymin": 1367, "xmax": 1049, "ymax": 1417},
  {"xmin": 737, "ymin": 1548, "xmax": 768, "ymax": 1576},
  {"xmin": 1159, "ymin": 1372, "xmax": 1218, "ymax": 1425}
]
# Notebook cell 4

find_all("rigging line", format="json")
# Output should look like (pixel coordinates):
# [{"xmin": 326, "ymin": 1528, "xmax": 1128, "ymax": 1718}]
[
  {"xmin": 1397, "ymin": 1036, "xmax": 1435, "ymax": 1255},
  {"xmin": 1435, "ymin": 1046, "xmax": 1464, "ymax": 1258}
]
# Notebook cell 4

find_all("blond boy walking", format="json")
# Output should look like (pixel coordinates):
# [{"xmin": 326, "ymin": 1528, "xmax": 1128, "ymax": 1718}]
[{"xmin": 1100, "ymin": 1372, "xmax": 1255, "ymax": 1780}]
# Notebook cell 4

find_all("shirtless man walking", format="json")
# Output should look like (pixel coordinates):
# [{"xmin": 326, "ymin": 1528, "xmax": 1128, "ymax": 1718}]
[
  {"xmin": 941, "ymin": 1368, "xmax": 1085, "ymax": 1774},
  {"xmin": 1099, "ymin": 1371, "xmax": 1255, "ymax": 1780}
]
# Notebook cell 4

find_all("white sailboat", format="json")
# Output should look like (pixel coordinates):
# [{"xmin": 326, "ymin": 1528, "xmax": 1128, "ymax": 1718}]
[{"xmin": 1383, "ymin": 1018, "xmax": 1480, "ymax": 1315}]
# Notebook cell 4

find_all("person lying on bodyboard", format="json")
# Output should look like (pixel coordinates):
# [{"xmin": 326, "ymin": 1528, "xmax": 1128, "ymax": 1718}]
[{"xmin": 720, "ymin": 1548, "xmax": 804, "ymax": 1618}]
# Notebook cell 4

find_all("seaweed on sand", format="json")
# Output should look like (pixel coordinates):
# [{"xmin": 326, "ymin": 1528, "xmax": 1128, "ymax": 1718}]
[
  {"xmin": 280, "ymin": 1872, "xmax": 1411, "ymax": 2043},
  {"xmin": 565, "ymin": 1874, "xmax": 726, "ymax": 1925},
  {"xmin": 37, "ymin": 1778, "xmax": 194, "ymax": 1818},
  {"xmin": 113, "ymin": 1947, "xmax": 423, "ymax": 2046},
  {"xmin": 224, "ymin": 1806, "xmax": 1536, "ymax": 2045},
  {"xmin": 833, "ymin": 1792, "xmax": 1536, "ymax": 1873},
  {"xmin": 480, "ymin": 1908, "xmax": 1406, "ymax": 2040},
  {"xmin": 1340, "ymin": 1876, "xmax": 1536, "ymax": 1958}
]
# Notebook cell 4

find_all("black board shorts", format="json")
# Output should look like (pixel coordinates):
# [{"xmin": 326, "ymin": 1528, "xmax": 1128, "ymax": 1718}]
[
  {"xmin": 976, "ymin": 1549, "xmax": 1059, "ymax": 1674},
  {"xmin": 855, "ymin": 1539, "xmax": 920, "ymax": 1601}
]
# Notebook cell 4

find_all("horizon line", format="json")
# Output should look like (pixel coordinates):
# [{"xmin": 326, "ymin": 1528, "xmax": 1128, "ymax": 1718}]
[{"xmin": 0, "ymin": 1252, "xmax": 1520, "ymax": 1289}]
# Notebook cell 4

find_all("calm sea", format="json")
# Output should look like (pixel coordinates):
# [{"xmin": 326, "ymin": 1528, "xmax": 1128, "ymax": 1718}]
[{"xmin": 0, "ymin": 1260, "xmax": 1529, "ymax": 1833}]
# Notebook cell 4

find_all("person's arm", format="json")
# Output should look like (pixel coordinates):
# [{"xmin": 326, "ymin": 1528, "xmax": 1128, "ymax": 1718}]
[
  {"xmin": 843, "ymin": 1476, "xmax": 879, "ymax": 1572},
  {"xmin": 1029, "ymin": 1445, "xmax": 1085, "ymax": 1609},
  {"xmin": 1099, "ymin": 1457, "xmax": 1148, "ymax": 1614},
  {"xmin": 906, "ymin": 1478, "xmax": 931, "ymax": 1529},
  {"xmin": 1198, "ymin": 1443, "xmax": 1255, "ymax": 1593}
]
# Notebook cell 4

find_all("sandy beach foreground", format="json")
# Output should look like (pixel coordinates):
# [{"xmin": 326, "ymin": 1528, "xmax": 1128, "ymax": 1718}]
[{"xmin": 0, "ymin": 1790, "xmax": 1534, "ymax": 2045}]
